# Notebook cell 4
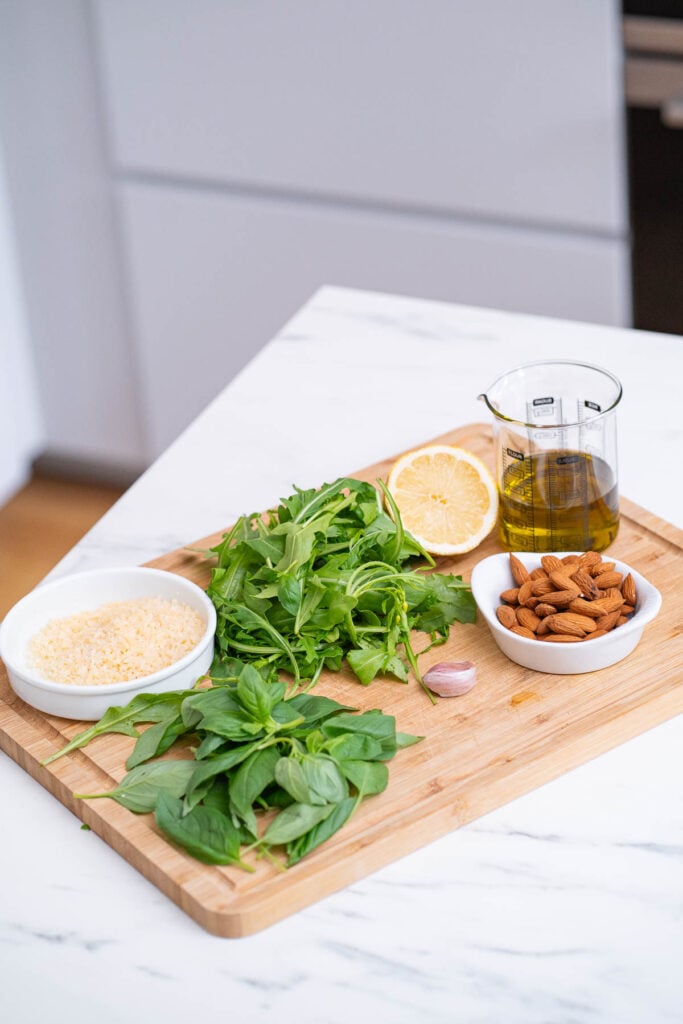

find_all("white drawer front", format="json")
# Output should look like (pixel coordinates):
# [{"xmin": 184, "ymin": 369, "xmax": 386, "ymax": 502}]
[
  {"xmin": 120, "ymin": 183, "xmax": 629, "ymax": 455},
  {"xmin": 97, "ymin": 0, "xmax": 627, "ymax": 234}
]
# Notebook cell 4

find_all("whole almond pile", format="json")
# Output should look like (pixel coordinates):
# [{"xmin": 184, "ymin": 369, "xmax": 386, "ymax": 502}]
[{"xmin": 496, "ymin": 552, "xmax": 637, "ymax": 643}]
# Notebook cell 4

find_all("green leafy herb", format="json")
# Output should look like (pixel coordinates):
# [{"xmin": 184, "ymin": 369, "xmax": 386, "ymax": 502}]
[
  {"xmin": 41, "ymin": 691, "xmax": 195, "ymax": 766},
  {"xmin": 207, "ymin": 477, "xmax": 475, "ymax": 698},
  {"xmin": 62, "ymin": 663, "xmax": 420, "ymax": 869},
  {"xmin": 74, "ymin": 759, "xmax": 196, "ymax": 814}
]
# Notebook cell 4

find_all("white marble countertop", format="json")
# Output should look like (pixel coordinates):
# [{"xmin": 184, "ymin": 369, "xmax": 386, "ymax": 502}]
[{"xmin": 2, "ymin": 287, "xmax": 682, "ymax": 1023}]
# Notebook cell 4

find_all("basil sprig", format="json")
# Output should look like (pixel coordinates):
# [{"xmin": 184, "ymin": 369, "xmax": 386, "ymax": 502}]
[{"xmin": 61, "ymin": 664, "xmax": 421, "ymax": 869}]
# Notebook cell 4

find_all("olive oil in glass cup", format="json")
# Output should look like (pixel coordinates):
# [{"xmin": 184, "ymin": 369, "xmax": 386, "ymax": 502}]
[{"xmin": 479, "ymin": 360, "xmax": 622, "ymax": 552}]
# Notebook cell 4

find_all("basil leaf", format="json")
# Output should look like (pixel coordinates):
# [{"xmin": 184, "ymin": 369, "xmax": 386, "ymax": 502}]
[
  {"xmin": 229, "ymin": 747, "xmax": 280, "ymax": 834},
  {"xmin": 155, "ymin": 794, "xmax": 244, "ymax": 866},
  {"xmin": 183, "ymin": 742, "xmax": 262, "ymax": 810},
  {"xmin": 396, "ymin": 731, "xmax": 423, "ymax": 749},
  {"xmin": 301, "ymin": 755, "xmax": 348, "ymax": 804},
  {"xmin": 41, "ymin": 691, "xmax": 193, "ymax": 766},
  {"xmin": 195, "ymin": 711, "xmax": 265, "ymax": 741},
  {"xmin": 76, "ymin": 759, "xmax": 196, "ymax": 814},
  {"xmin": 125, "ymin": 714, "xmax": 188, "ymax": 770},
  {"xmin": 236, "ymin": 664, "xmax": 280, "ymax": 722},
  {"xmin": 181, "ymin": 686, "xmax": 243, "ymax": 729},
  {"xmin": 338, "ymin": 759, "xmax": 389, "ymax": 797},
  {"xmin": 324, "ymin": 733, "xmax": 384, "ymax": 761},
  {"xmin": 262, "ymin": 802, "xmax": 335, "ymax": 846},
  {"xmin": 283, "ymin": 693, "xmax": 356, "ymax": 725},
  {"xmin": 286, "ymin": 796, "xmax": 357, "ymax": 866},
  {"xmin": 274, "ymin": 757, "xmax": 313, "ymax": 804}
]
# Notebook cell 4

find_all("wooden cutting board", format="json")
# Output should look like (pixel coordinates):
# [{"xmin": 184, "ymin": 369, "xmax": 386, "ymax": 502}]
[{"xmin": 1, "ymin": 423, "xmax": 682, "ymax": 938}]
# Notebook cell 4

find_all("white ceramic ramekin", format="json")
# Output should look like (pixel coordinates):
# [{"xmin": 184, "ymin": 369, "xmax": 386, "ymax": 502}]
[
  {"xmin": 0, "ymin": 567, "xmax": 216, "ymax": 719},
  {"xmin": 470, "ymin": 552, "xmax": 661, "ymax": 674}
]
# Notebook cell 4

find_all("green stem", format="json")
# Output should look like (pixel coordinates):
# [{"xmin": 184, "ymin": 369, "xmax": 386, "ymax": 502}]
[{"xmin": 400, "ymin": 610, "xmax": 436, "ymax": 705}]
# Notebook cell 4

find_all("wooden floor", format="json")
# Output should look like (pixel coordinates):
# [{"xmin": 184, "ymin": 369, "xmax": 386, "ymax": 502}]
[{"xmin": 0, "ymin": 475, "xmax": 124, "ymax": 619}]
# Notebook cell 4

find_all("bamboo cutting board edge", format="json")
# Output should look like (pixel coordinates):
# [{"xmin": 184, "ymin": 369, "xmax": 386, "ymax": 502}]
[{"xmin": 1, "ymin": 422, "xmax": 682, "ymax": 938}]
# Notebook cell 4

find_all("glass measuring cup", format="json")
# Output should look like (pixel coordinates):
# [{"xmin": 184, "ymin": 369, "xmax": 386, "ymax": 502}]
[{"xmin": 479, "ymin": 360, "xmax": 622, "ymax": 552}]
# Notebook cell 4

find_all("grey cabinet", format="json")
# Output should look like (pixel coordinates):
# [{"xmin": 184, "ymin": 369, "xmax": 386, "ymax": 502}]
[
  {"xmin": 1, "ymin": 1, "xmax": 630, "ymax": 470},
  {"xmin": 122, "ymin": 182, "xmax": 629, "ymax": 454},
  {"xmin": 96, "ymin": 0, "xmax": 627, "ymax": 234}
]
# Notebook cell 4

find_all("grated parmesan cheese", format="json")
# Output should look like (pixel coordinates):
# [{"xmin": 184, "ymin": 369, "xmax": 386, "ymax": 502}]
[{"xmin": 27, "ymin": 597, "xmax": 205, "ymax": 687}]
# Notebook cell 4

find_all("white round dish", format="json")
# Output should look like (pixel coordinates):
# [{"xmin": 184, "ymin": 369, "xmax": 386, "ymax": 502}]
[
  {"xmin": 470, "ymin": 552, "xmax": 662, "ymax": 674},
  {"xmin": 0, "ymin": 567, "xmax": 216, "ymax": 720}
]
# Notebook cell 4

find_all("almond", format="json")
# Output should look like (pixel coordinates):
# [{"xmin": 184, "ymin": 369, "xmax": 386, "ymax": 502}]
[
  {"xmin": 547, "ymin": 612, "xmax": 597, "ymax": 636},
  {"xmin": 582, "ymin": 628, "xmax": 609, "ymax": 641},
  {"xmin": 541, "ymin": 555, "xmax": 564, "ymax": 574},
  {"xmin": 544, "ymin": 588, "xmax": 580, "ymax": 606},
  {"xmin": 596, "ymin": 571, "xmax": 623, "ymax": 590},
  {"xmin": 496, "ymin": 605, "xmax": 517, "ymax": 629},
  {"xmin": 549, "ymin": 570, "xmax": 578, "ymax": 592},
  {"xmin": 595, "ymin": 610, "xmax": 620, "ymax": 631},
  {"xmin": 509, "ymin": 554, "xmax": 530, "ymax": 586},
  {"xmin": 516, "ymin": 607, "xmax": 541, "ymax": 632},
  {"xmin": 510, "ymin": 625, "xmax": 536, "ymax": 639},
  {"xmin": 546, "ymin": 614, "xmax": 585, "ymax": 636},
  {"xmin": 567, "ymin": 597, "xmax": 604, "ymax": 619},
  {"xmin": 593, "ymin": 561, "xmax": 616, "ymax": 576},
  {"xmin": 497, "ymin": 550, "xmax": 636, "ymax": 649},
  {"xmin": 531, "ymin": 577, "xmax": 555, "ymax": 597},
  {"xmin": 570, "ymin": 570, "xmax": 601, "ymax": 600},
  {"xmin": 592, "ymin": 594, "xmax": 624, "ymax": 615},
  {"xmin": 622, "ymin": 573, "xmax": 637, "ymax": 606}
]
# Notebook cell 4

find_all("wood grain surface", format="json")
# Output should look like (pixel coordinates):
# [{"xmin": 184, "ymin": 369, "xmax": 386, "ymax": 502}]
[{"xmin": 1, "ymin": 423, "xmax": 682, "ymax": 937}]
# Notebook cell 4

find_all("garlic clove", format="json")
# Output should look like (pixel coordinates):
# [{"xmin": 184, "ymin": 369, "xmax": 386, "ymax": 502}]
[{"xmin": 423, "ymin": 661, "xmax": 477, "ymax": 697}]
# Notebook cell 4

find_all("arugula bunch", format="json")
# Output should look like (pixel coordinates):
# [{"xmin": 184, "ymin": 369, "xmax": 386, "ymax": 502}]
[
  {"xmin": 47, "ymin": 664, "xmax": 420, "ymax": 869},
  {"xmin": 207, "ymin": 477, "xmax": 475, "ymax": 697}
]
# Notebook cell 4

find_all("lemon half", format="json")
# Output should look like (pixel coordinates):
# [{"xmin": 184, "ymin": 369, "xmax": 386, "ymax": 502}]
[{"xmin": 386, "ymin": 445, "xmax": 498, "ymax": 556}]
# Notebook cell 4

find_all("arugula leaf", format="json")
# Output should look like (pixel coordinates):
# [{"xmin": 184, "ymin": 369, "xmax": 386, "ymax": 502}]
[
  {"xmin": 206, "ymin": 476, "xmax": 476, "ymax": 694},
  {"xmin": 346, "ymin": 646, "xmax": 389, "ymax": 686}
]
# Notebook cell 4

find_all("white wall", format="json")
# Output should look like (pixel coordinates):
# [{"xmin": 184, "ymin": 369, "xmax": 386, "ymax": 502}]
[
  {"xmin": 0, "ymin": 141, "xmax": 43, "ymax": 504},
  {"xmin": 0, "ymin": 0, "xmax": 145, "ymax": 473}
]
